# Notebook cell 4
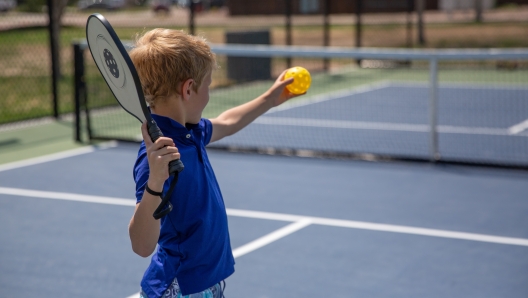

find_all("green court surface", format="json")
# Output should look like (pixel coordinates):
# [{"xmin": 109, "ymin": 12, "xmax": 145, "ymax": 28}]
[{"xmin": 0, "ymin": 119, "xmax": 85, "ymax": 165}]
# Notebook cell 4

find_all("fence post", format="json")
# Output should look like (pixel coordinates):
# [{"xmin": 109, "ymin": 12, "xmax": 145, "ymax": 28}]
[
  {"xmin": 406, "ymin": 0, "xmax": 413, "ymax": 48},
  {"xmin": 417, "ymin": 0, "xmax": 426, "ymax": 46},
  {"xmin": 429, "ymin": 58, "xmax": 439, "ymax": 161},
  {"xmin": 323, "ymin": 0, "xmax": 330, "ymax": 71},
  {"xmin": 285, "ymin": 0, "xmax": 292, "ymax": 68},
  {"xmin": 189, "ymin": 0, "xmax": 195, "ymax": 35},
  {"xmin": 47, "ymin": 0, "xmax": 60, "ymax": 118},
  {"xmin": 355, "ymin": 0, "xmax": 362, "ymax": 65},
  {"xmin": 73, "ymin": 42, "xmax": 84, "ymax": 143}
]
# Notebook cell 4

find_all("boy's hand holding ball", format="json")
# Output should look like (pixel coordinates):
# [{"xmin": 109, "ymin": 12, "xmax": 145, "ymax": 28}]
[
  {"xmin": 267, "ymin": 67, "xmax": 311, "ymax": 107},
  {"xmin": 284, "ymin": 66, "xmax": 311, "ymax": 95}
]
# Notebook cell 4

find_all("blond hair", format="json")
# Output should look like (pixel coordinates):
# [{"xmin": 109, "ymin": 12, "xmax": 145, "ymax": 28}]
[{"xmin": 129, "ymin": 29, "xmax": 216, "ymax": 108}]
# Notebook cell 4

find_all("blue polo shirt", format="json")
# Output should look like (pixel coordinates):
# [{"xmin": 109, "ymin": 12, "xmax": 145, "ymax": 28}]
[{"xmin": 133, "ymin": 115, "xmax": 235, "ymax": 297}]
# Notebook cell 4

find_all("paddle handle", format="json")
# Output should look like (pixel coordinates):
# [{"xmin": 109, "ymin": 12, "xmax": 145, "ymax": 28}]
[{"xmin": 147, "ymin": 119, "xmax": 185, "ymax": 175}]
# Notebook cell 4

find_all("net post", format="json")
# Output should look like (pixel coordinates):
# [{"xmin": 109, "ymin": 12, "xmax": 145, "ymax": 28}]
[
  {"xmin": 73, "ymin": 42, "xmax": 84, "ymax": 143},
  {"xmin": 429, "ymin": 57, "xmax": 439, "ymax": 162}
]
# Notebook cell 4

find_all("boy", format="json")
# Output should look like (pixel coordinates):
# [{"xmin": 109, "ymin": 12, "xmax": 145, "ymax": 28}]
[{"xmin": 127, "ymin": 28, "xmax": 303, "ymax": 298}]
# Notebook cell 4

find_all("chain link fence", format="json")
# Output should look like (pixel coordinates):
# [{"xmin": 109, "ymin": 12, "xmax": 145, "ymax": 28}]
[
  {"xmin": 1, "ymin": 5, "xmax": 51, "ymax": 125},
  {"xmin": 1, "ymin": 0, "xmax": 527, "ymax": 127}
]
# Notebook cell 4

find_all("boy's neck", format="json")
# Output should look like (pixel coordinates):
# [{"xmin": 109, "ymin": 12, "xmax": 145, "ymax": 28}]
[{"xmin": 151, "ymin": 96, "xmax": 187, "ymax": 126}]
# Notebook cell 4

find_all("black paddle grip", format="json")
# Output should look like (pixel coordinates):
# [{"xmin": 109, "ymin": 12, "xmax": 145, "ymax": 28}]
[{"xmin": 147, "ymin": 119, "xmax": 184, "ymax": 175}]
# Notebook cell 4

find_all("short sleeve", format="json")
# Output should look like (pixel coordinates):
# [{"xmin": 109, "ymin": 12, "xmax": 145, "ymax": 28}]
[
  {"xmin": 133, "ymin": 142, "xmax": 149, "ymax": 204},
  {"xmin": 200, "ymin": 118, "xmax": 213, "ymax": 146}
]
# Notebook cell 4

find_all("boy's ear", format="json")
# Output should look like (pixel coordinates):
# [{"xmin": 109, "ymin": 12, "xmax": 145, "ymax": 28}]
[{"xmin": 181, "ymin": 78, "xmax": 194, "ymax": 101}]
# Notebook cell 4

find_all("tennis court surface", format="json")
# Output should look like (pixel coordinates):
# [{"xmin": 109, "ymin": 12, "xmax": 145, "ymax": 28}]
[{"xmin": 1, "ymin": 142, "xmax": 527, "ymax": 297}]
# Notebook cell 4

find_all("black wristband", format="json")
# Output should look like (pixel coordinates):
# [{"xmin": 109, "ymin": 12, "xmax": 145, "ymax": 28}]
[{"xmin": 145, "ymin": 183, "xmax": 163, "ymax": 197}]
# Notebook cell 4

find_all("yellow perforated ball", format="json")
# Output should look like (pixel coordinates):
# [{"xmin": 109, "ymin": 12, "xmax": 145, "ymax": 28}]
[{"xmin": 284, "ymin": 67, "xmax": 311, "ymax": 95}]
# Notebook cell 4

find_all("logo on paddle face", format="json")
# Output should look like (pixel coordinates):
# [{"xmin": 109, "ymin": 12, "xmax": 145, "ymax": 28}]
[{"xmin": 103, "ymin": 48, "xmax": 119, "ymax": 78}]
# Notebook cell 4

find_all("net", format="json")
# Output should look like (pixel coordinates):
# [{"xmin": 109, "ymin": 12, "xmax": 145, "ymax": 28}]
[{"xmin": 75, "ymin": 42, "xmax": 528, "ymax": 168}]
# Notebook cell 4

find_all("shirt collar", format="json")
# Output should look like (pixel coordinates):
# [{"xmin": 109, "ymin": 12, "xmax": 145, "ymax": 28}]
[{"xmin": 151, "ymin": 113, "xmax": 201, "ymax": 138}]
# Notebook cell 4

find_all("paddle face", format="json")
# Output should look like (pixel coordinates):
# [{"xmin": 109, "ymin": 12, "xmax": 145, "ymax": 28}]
[
  {"xmin": 86, "ymin": 13, "xmax": 149, "ymax": 124},
  {"xmin": 86, "ymin": 14, "xmax": 184, "ymax": 219}
]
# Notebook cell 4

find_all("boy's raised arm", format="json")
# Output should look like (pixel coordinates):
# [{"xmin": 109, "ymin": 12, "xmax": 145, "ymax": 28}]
[{"xmin": 210, "ymin": 70, "xmax": 302, "ymax": 143}]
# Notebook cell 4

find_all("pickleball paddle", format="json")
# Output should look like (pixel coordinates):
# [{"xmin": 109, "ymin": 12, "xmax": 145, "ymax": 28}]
[{"xmin": 86, "ymin": 13, "xmax": 183, "ymax": 219}]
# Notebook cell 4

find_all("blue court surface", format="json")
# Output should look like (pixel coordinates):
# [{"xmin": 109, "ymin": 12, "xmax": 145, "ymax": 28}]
[
  {"xmin": 213, "ymin": 83, "xmax": 528, "ymax": 166},
  {"xmin": 1, "ymin": 142, "xmax": 528, "ymax": 297}
]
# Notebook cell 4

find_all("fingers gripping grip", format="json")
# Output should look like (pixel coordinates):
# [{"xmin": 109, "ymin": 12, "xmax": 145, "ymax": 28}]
[
  {"xmin": 148, "ymin": 119, "xmax": 184, "ymax": 219},
  {"xmin": 147, "ymin": 119, "xmax": 184, "ymax": 175}
]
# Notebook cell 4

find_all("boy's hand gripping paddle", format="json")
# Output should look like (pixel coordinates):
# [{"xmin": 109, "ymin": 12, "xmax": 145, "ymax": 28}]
[{"xmin": 86, "ymin": 13, "xmax": 183, "ymax": 219}]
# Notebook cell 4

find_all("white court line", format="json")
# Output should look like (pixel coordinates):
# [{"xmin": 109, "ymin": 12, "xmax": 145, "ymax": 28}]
[
  {"xmin": 265, "ymin": 81, "xmax": 391, "ymax": 114},
  {"xmin": 232, "ymin": 218, "xmax": 312, "ymax": 258},
  {"xmin": 508, "ymin": 119, "xmax": 528, "ymax": 135},
  {"xmin": 124, "ymin": 220, "xmax": 313, "ymax": 297},
  {"xmin": 254, "ymin": 117, "xmax": 514, "ymax": 136},
  {"xmin": 388, "ymin": 81, "xmax": 528, "ymax": 91},
  {"xmin": 1, "ymin": 187, "xmax": 528, "ymax": 247},
  {"xmin": 0, "ymin": 141, "xmax": 118, "ymax": 173},
  {"xmin": 266, "ymin": 80, "xmax": 528, "ymax": 117},
  {"xmin": 0, "ymin": 186, "xmax": 135, "ymax": 206},
  {"xmin": 4, "ymin": 187, "xmax": 528, "ymax": 298},
  {"xmin": 228, "ymin": 209, "xmax": 528, "ymax": 247},
  {"xmin": 255, "ymin": 117, "xmax": 429, "ymax": 132},
  {"xmin": 438, "ymin": 125, "xmax": 509, "ymax": 136},
  {"xmin": 0, "ymin": 117, "xmax": 55, "ymax": 132}
]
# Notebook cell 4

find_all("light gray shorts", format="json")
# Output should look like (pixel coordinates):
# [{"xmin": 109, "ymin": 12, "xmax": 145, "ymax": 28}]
[{"xmin": 140, "ymin": 278, "xmax": 224, "ymax": 298}]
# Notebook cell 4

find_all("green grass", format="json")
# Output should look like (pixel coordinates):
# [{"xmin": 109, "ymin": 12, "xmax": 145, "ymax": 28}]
[
  {"xmin": 0, "ymin": 74, "xmax": 75, "ymax": 124},
  {"xmin": 0, "ymin": 75, "xmax": 51, "ymax": 123},
  {"xmin": 0, "ymin": 25, "xmax": 188, "ymax": 122}
]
